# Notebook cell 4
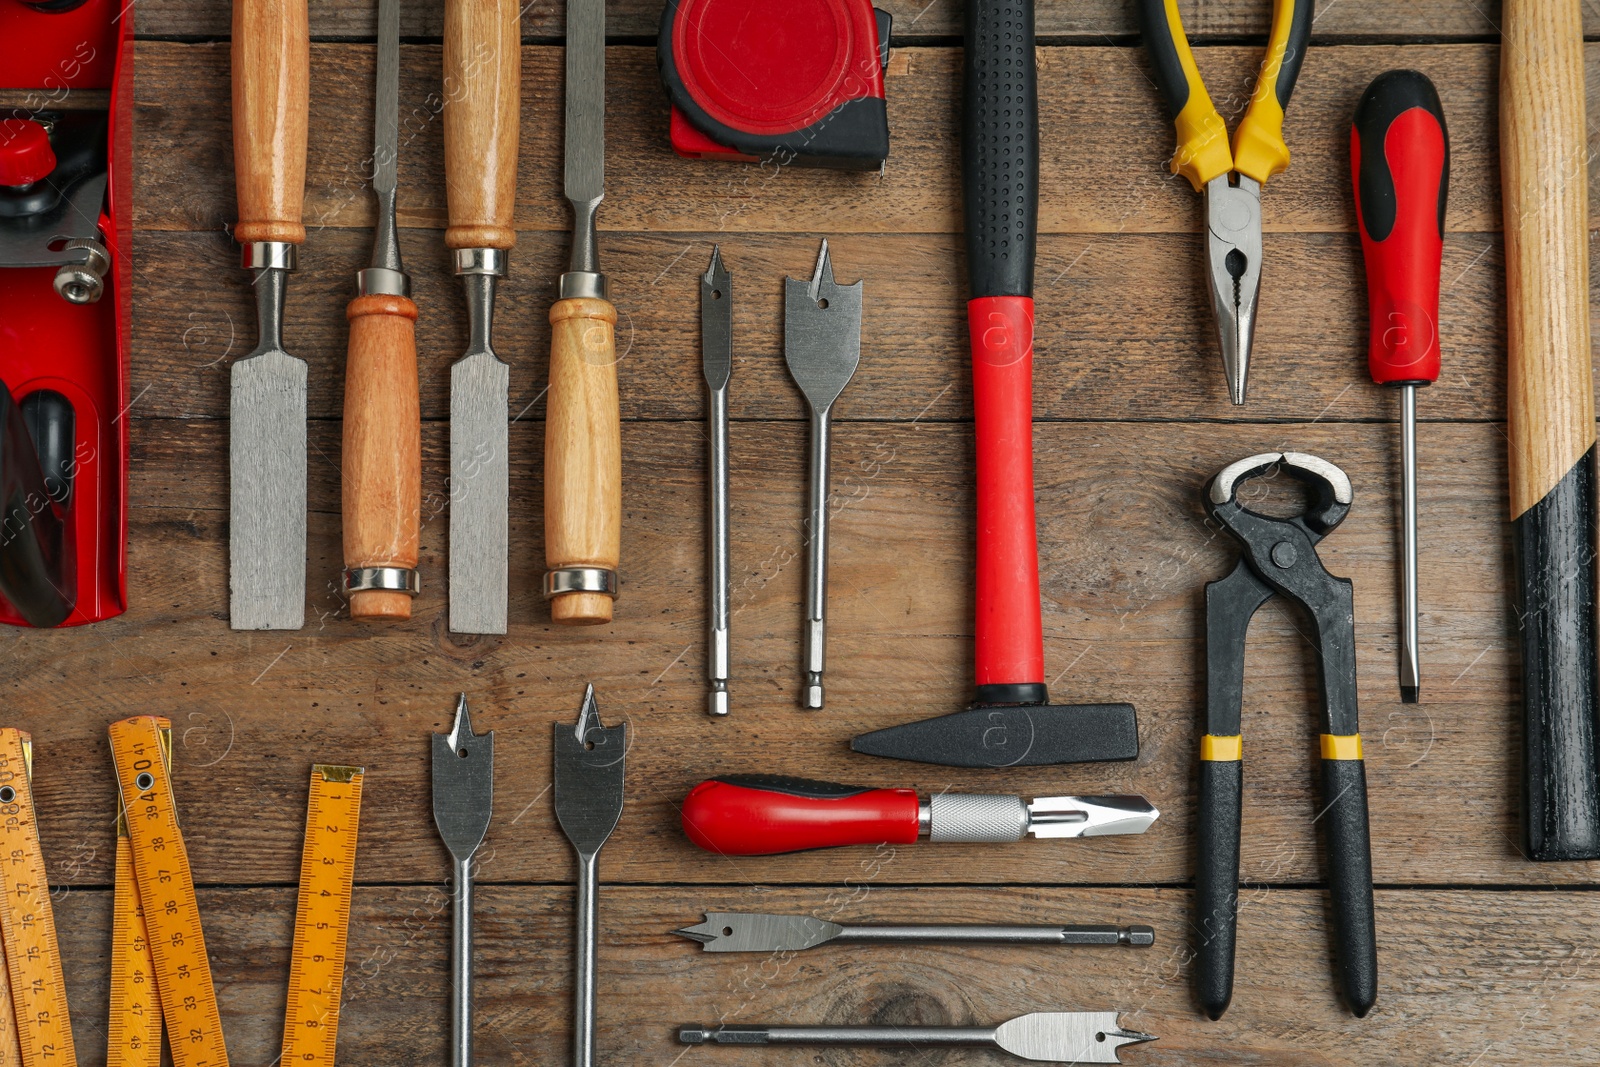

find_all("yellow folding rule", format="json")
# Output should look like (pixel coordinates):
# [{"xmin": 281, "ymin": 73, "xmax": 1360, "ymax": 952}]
[
  {"xmin": 0, "ymin": 727, "xmax": 76, "ymax": 1067},
  {"xmin": 106, "ymin": 717, "xmax": 363, "ymax": 1067}
]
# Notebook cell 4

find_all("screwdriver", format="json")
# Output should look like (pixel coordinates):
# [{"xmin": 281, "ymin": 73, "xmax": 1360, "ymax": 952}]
[
  {"xmin": 679, "ymin": 775, "xmax": 1157, "ymax": 856},
  {"xmin": 1351, "ymin": 70, "xmax": 1449, "ymax": 704}
]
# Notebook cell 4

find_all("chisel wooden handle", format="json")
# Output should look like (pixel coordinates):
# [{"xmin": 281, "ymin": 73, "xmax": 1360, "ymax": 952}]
[
  {"xmin": 443, "ymin": 0, "xmax": 520, "ymax": 250},
  {"xmin": 343, "ymin": 294, "xmax": 421, "ymax": 619},
  {"xmin": 1501, "ymin": 0, "xmax": 1600, "ymax": 860},
  {"xmin": 545, "ymin": 297, "xmax": 620, "ymax": 624},
  {"xmin": 232, "ymin": 0, "xmax": 308, "ymax": 244}
]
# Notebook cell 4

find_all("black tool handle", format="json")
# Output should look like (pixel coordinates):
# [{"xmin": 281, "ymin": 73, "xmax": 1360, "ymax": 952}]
[
  {"xmin": 1321, "ymin": 757, "xmax": 1378, "ymax": 1016},
  {"xmin": 962, "ymin": 0, "xmax": 1037, "ymax": 298},
  {"xmin": 1194, "ymin": 758, "xmax": 1242, "ymax": 1020}
]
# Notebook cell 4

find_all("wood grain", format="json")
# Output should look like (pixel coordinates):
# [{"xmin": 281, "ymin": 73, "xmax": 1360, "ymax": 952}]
[
  {"xmin": 442, "ymin": 0, "xmax": 520, "ymax": 251},
  {"xmin": 134, "ymin": 42, "xmax": 1520, "ymax": 237},
  {"xmin": 342, "ymin": 293, "xmax": 422, "ymax": 618},
  {"xmin": 231, "ymin": 0, "xmax": 310, "ymax": 245},
  {"xmin": 1501, "ymin": 0, "xmax": 1595, "ymax": 514},
  {"xmin": 129, "ymin": 0, "xmax": 1565, "ymax": 42},
  {"xmin": 545, "ymin": 296, "xmax": 621, "ymax": 624},
  {"xmin": 44, "ymin": 885, "xmax": 1600, "ymax": 1066}
]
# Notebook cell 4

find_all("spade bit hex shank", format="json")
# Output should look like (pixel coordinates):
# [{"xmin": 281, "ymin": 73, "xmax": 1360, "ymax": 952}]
[
  {"xmin": 784, "ymin": 240, "xmax": 862, "ymax": 710},
  {"xmin": 431, "ymin": 695, "xmax": 494, "ymax": 1067},
  {"xmin": 553, "ymin": 686, "xmax": 627, "ymax": 1067}
]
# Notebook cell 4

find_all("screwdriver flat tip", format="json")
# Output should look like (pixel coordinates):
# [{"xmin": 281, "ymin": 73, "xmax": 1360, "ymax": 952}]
[{"xmin": 1400, "ymin": 686, "xmax": 1419, "ymax": 704}]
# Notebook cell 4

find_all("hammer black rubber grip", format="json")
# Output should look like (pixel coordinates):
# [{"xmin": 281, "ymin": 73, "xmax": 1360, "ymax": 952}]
[
  {"xmin": 1321, "ymin": 757, "xmax": 1378, "ymax": 1017},
  {"xmin": 1194, "ymin": 758, "xmax": 1242, "ymax": 1021},
  {"xmin": 1513, "ymin": 449, "xmax": 1600, "ymax": 860},
  {"xmin": 962, "ymin": 0, "xmax": 1037, "ymax": 299}
]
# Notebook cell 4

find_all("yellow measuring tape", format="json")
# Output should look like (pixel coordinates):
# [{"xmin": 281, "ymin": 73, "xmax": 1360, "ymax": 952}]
[
  {"xmin": 106, "ymin": 719, "xmax": 364, "ymax": 1067},
  {"xmin": 280, "ymin": 765, "xmax": 364, "ymax": 1066},
  {"xmin": 0, "ymin": 728, "xmax": 76, "ymax": 1067}
]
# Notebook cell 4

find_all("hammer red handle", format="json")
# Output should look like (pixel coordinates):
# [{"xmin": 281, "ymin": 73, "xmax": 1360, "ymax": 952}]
[
  {"xmin": 681, "ymin": 775, "xmax": 920, "ymax": 855},
  {"xmin": 1351, "ymin": 70, "xmax": 1448, "ymax": 386}
]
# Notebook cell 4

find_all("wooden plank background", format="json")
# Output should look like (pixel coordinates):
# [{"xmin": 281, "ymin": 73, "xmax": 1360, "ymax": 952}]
[{"xmin": 11, "ymin": 2, "xmax": 1600, "ymax": 1064}]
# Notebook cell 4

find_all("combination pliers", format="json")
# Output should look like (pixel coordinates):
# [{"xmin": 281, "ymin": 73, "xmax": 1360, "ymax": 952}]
[
  {"xmin": 1137, "ymin": 0, "xmax": 1313, "ymax": 404},
  {"xmin": 1197, "ymin": 452, "xmax": 1377, "ymax": 1020}
]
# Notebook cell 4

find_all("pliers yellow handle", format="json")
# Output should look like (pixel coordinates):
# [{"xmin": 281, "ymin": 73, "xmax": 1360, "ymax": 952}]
[{"xmin": 1138, "ymin": 0, "xmax": 1313, "ymax": 190}]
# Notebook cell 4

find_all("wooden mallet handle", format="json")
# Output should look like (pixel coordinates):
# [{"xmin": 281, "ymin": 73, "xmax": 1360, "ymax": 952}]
[
  {"xmin": 545, "ymin": 297, "xmax": 620, "ymax": 624},
  {"xmin": 232, "ymin": 0, "xmax": 309, "ymax": 245},
  {"xmin": 343, "ymin": 294, "xmax": 421, "ymax": 619},
  {"xmin": 1502, "ymin": 0, "xmax": 1600, "ymax": 860},
  {"xmin": 443, "ymin": 0, "xmax": 520, "ymax": 250}
]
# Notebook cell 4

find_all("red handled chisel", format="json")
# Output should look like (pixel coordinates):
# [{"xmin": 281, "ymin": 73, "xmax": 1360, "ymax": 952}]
[
  {"xmin": 1351, "ymin": 69, "xmax": 1449, "ymax": 704},
  {"xmin": 680, "ymin": 775, "xmax": 1157, "ymax": 856}
]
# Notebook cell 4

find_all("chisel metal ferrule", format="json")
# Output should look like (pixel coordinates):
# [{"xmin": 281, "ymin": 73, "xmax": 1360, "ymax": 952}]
[
  {"xmin": 544, "ymin": 566, "xmax": 619, "ymax": 599},
  {"xmin": 454, "ymin": 247, "xmax": 508, "ymax": 277},
  {"xmin": 343, "ymin": 566, "xmax": 420, "ymax": 595},
  {"xmin": 358, "ymin": 265, "xmax": 410, "ymax": 297},
  {"xmin": 242, "ymin": 240, "xmax": 297, "ymax": 271},
  {"xmin": 560, "ymin": 269, "xmax": 607, "ymax": 300}
]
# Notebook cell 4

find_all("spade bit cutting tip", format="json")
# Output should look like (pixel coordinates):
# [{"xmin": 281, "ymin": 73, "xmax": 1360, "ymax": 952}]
[
  {"xmin": 553, "ymin": 685, "xmax": 627, "ymax": 1067},
  {"xmin": 784, "ymin": 239, "xmax": 863, "ymax": 710},
  {"xmin": 431, "ymin": 694, "xmax": 494, "ymax": 1067},
  {"xmin": 673, "ymin": 912, "xmax": 1156, "ymax": 953},
  {"xmin": 678, "ymin": 1012, "xmax": 1155, "ymax": 1065}
]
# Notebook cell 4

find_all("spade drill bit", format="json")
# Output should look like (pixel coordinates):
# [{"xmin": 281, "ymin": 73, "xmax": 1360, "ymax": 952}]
[
  {"xmin": 552, "ymin": 686, "xmax": 627, "ymax": 1067},
  {"xmin": 702, "ymin": 247, "xmax": 732, "ymax": 717},
  {"xmin": 680, "ymin": 1013, "xmax": 1156, "ymax": 1065},
  {"xmin": 784, "ymin": 241, "xmax": 862, "ymax": 710},
  {"xmin": 431, "ymin": 695, "xmax": 494, "ymax": 1067},
  {"xmin": 674, "ymin": 912, "xmax": 1155, "ymax": 953}
]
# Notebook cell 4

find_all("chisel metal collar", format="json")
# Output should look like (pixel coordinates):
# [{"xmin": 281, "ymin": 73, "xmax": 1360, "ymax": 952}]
[
  {"xmin": 543, "ymin": 566, "xmax": 618, "ymax": 599},
  {"xmin": 343, "ymin": 566, "xmax": 420, "ymax": 596},
  {"xmin": 454, "ymin": 247, "xmax": 507, "ymax": 277},
  {"xmin": 241, "ymin": 240, "xmax": 297, "ymax": 271},
  {"xmin": 559, "ymin": 269, "xmax": 608, "ymax": 300},
  {"xmin": 357, "ymin": 266, "xmax": 410, "ymax": 297}
]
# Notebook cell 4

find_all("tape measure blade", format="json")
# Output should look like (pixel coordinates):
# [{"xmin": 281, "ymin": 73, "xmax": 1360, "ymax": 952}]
[
  {"xmin": 108, "ymin": 829, "xmax": 162, "ymax": 1067},
  {"xmin": 108, "ymin": 717, "xmax": 229, "ymax": 1067},
  {"xmin": 0, "ymin": 728, "xmax": 77, "ymax": 1067},
  {"xmin": 281, "ymin": 766, "xmax": 364, "ymax": 1067}
]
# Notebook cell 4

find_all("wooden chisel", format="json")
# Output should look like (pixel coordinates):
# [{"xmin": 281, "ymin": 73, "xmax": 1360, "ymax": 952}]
[
  {"xmin": 341, "ymin": 0, "xmax": 421, "ymax": 620},
  {"xmin": 230, "ymin": 0, "xmax": 309, "ymax": 630},
  {"xmin": 1502, "ymin": 0, "xmax": 1600, "ymax": 861},
  {"xmin": 445, "ymin": 0, "xmax": 519, "ymax": 635},
  {"xmin": 544, "ymin": 0, "xmax": 621, "ymax": 625}
]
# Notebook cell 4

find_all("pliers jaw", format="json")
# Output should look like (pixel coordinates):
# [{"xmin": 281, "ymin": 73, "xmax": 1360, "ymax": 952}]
[{"xmin": 1204, "ymin": 175, "xmax": 1264, "ymax": 405}]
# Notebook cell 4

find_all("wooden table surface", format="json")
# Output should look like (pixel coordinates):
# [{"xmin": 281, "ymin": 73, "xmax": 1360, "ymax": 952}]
[{"xmin": 17, "ymin": 2, "xmax": 1600, "ymax": 1064}]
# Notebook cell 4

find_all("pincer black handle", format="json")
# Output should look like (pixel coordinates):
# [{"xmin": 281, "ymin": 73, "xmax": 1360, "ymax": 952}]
[
  {"xmin": 963, "ymin": 0, "xmax": 1037, "ymax": 299},
  {"xmin": 1321, "ymin": 753, "xmax": 1378, "ymax": 1017},
  {"xmin": 1194, "ymin": 755, "xmax": 1242, "ymax": 1020}
]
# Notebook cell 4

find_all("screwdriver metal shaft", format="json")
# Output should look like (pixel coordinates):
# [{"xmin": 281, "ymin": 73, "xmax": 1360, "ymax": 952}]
[{"xmin": 1399, "ymin": 383, "xmax": 1419, "ymax": 702}]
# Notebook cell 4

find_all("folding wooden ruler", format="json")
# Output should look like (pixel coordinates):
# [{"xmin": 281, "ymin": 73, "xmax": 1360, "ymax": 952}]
[
  {"xmin": 0, "ymin": 727, "xmax": 76, "ymax": 1067},
  {"xmin": 106, "ymin": 717, "xmax": 364, "ymax": 1067}
]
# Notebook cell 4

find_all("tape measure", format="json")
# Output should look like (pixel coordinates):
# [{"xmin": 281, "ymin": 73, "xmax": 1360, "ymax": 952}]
[
  {"xmin": 280, "ymin": 764, "xmax": 364, "ymax": 1066},
  {"xmin": 658, "ymin": 0, "xmax": 891, "ymax": 170},
  {"xmin": 0, "ymin": 728, "xmax": 76, "ymax": 1067},
  {"xmin": 108, "ymin": 715, "xmax": 229, "ymax": 1067}
]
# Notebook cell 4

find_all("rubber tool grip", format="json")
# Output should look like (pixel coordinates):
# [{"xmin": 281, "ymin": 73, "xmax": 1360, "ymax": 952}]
[
  {"xmin": 680, "ymin": 776, "xmax": 920, "ymax": 855},
  {"xmin": 963, "ymin": 0, "xmax": 1036, "ymax": 299},
  {"xmin": 1321, "ymin": 756, "xmax": 1378, "ymax": 1017},
  {"xmin": 1352, "ymin": 70, "xmax": 1447, "ymax": 386},
  {"xmin": 1194, "ymin": 757, "xmax": 1242, "ymax": 1020},
  {"xmin": 963, "ymin": 0, "xmax": 1044, "ymax": 694}
]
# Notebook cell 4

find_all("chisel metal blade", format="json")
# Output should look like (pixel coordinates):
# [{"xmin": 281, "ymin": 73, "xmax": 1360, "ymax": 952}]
[
  {"xmin": 230, "ymin": 296, "xmax": 307, "ymax": 631},
  {"xmin": 449, "ymin": 345, "xmax": 510, "ymax": 635}
]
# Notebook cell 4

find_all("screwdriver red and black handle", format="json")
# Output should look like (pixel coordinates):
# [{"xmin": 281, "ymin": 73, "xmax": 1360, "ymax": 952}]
[{"xmin": 964, "ymin": 0, "xmax": 1045, "ymax": 705}]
